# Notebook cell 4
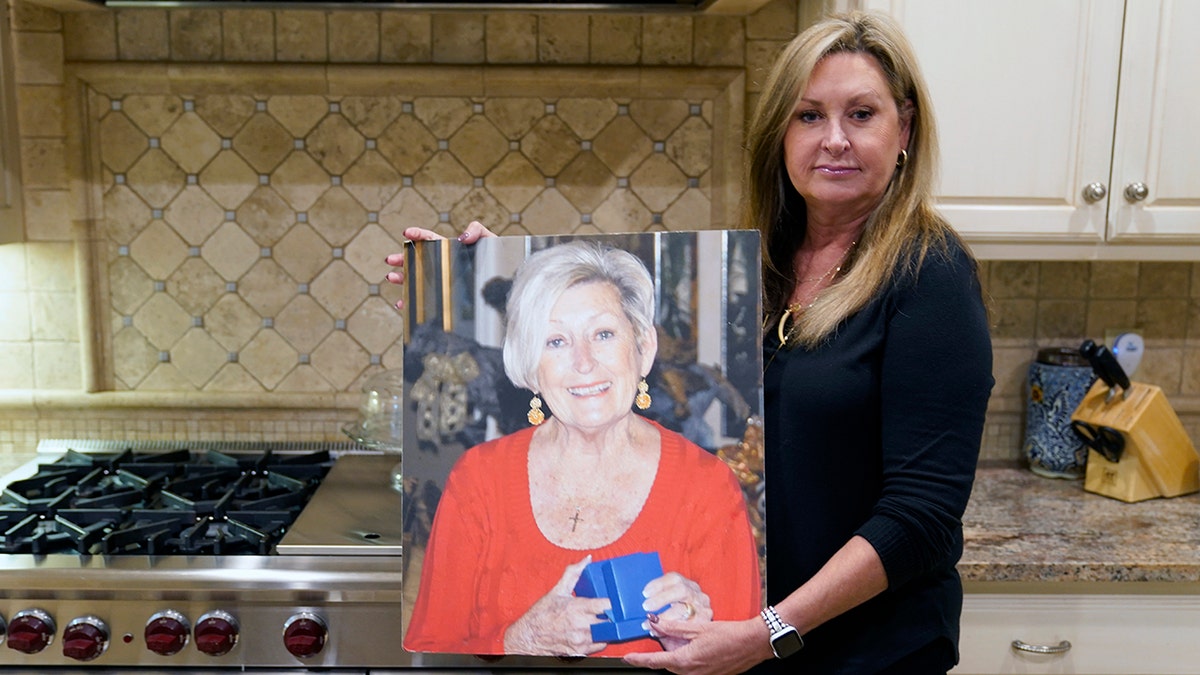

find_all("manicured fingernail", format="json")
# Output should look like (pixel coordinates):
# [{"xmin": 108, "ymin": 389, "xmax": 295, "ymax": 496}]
[
  {"xmin": 641, "ymin": 620, "xmax": 650, "ymax": 631},
  {"xmin": 457, "ymin": 233, "xmax": 469, "ymax": 241},
  {"xmin": 646, "ymin": 613, "xmax": 659, "ymax": 624}
]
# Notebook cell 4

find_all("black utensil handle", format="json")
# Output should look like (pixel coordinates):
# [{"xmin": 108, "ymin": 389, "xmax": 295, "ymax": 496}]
[
  {"xmin": 1079, "ymin": 339, "xmax": 1115, "ymax": 387},
  {"xmin": 1094, "ymin": 345, "xmax": 1131, "ymax": 391}
]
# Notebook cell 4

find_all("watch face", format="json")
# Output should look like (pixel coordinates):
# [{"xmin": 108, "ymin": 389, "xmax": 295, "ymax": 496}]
[{"xmin": 772, "ymin": 627, "xmax": 804, "ymax": 658}]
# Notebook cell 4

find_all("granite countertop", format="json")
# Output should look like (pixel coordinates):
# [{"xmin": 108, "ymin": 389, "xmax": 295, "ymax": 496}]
[{"xmin": 960, "ymin": 461, "xmax": 1200, "ymax": 587}]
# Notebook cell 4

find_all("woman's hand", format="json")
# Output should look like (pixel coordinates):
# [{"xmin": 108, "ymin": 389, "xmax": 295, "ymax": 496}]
[
  {"xmin": 503, "ymin": 555, "xmax": 612, "ymax": 656},
  {"xmin": 641, "ymin": 571, "xmax": 712, "ymax": 650},
  {"xmin": 383, "ymin": 221, "xmax": 498, "ymax": 309},
  {"xmin": 625, "ymin": 616, "xmax": 773, "ymax": 675}
]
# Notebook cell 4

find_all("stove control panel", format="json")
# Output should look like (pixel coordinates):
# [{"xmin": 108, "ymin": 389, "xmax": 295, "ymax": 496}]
[
  {"xmin": 282, "ymin": 612, "xmax": 328, "ymax": 659},
  {"xmin": 62, "ymin": 615, "xmax": 109, "ymax": 661},
  {"xmin": 5, "ymin": 608, "xmax": 55, "ymax": 654},
  {"xmin": 193, "ymin": 610, "xmax": 240, "ymax": 657},
  {"xmin": 144, "ymin": 610, "xmax": 190, "ymax": 656}
]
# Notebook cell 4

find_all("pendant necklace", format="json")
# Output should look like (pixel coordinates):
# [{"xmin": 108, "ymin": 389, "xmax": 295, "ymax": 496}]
[{"xmin": 776, "ymin": 240, "xmax": 856, "ymax": 345}]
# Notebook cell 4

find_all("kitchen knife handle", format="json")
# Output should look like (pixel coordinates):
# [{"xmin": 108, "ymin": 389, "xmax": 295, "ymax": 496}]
[
  {"xmin": 1094, "ymin": 345, "xmax": 1131, "ymax": 391},
  {"xmin": 1079, "ymin": 339, "xmax": 1115, "ymax": 387}
]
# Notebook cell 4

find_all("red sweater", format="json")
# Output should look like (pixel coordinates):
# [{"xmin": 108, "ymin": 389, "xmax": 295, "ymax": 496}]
[{"xmin": 404, "ymin": 422, "xmax": 762, "ymax": 656}]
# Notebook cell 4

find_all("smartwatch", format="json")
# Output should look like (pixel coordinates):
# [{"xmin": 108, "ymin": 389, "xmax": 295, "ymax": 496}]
[{"xmin": 760, "ymin": 605, "xmax": 804, "ymax": 659}]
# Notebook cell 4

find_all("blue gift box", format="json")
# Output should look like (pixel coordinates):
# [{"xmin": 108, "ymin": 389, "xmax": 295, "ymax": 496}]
[{"xmin": 573, "ymin": 551, "xmax": 669, "ymax": 643}]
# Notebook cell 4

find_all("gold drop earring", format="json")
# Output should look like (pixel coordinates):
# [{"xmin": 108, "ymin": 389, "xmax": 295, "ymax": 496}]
[
  {"xmin": 635, "ymin": 379, "xmax": 651, "ymax": 410},
  {"xmin": 527, "ymin": 394, "xmax": 545, "ymax": 426}
]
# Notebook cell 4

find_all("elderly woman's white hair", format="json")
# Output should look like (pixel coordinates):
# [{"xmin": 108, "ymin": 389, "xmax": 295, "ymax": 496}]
[{"xmin": 502, "ymin": 241, "xmax": 656, "ymax": 393}]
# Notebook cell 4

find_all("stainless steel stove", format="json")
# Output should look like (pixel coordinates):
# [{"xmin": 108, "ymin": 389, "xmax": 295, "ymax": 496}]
[{"xmin": 0, "ymin": 440, "xmax": 406, "ymax": 670}]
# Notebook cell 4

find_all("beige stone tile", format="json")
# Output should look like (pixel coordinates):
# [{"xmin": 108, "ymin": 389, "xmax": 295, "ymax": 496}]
[
  {"xmin": 308, "ymin": 187, "xmax": 366, "ymax": 247},
  {"xmin": 745, "ymin": 39, "xmax": 786, "ymax": 94},
  {"xmin": 537, "ymin": 14, "xmax": 588, "ymax": 65},
  {"xmin": 12, "ymin": 1, "xmax": 62, "ymax": 31},
  {"xmin": 554, "ymin": 98, "xmax": 615, "ymax": 142},
  {"xmin": 239, "ymin": 328, "xmax": 298, "ymax": 389},
  {"xmin": 987, "ymin": 298, "xmax": 1035, "ymax": 339},
  {"xmin": 121, "ymin": 95, "xmax": 184, "ymax": 137},
  {"xmin": 1038, "ymin": 261, "xmax": 1089, "ymax": 299},
  {"xmin": 306, "ymin": 115, "xmax": 366, "ymax": 176},
  {"xmin": 1089, "ymin": 260, "xmax": 1138, "ymax": 298},
  {"xmin": 201, "ymin": 222, "xmax": 260, "ymax": 281},
  {"xmin": 204, "ymin": 293, "xmax": 262, "ymax": 350},
  {"xmin": 484, "ymin": 153, "xmax": 545, "ymax": 213},
  {"xmin": 329, "ymin": 12, "xmax": 380, "ymax": 63},
  {"xmin": 108, "ymin": 256, "xmax": 154, "ymax": 315},
  {"xmin": 1136, "ymin": 345, "xmax": 1183, "ymax": 393},
  {"xmin": 232, "ymin": 113, "xmax": 292, "ymax": 174},
  {"xmin": 0, "ymin": 246, "xmax": 28, "ymax": 292},
  {"xmin": 990, "ymin": 342, "xmax": 1037, "ymax": 399},
  {"xmin": 591, "ymin": 15, "xmax": 641, "ymax": 65},
  {"xmin": 592, "ymin": 188, "xmax": 650, "ymax": 233},
  {"xmin": 1181, "ymin": 348, "xmax": 1200, "ymax": 395},
  {"xmin": 275, "ymin": 365, "xmax": 334, "ymax": 392},
  {"xmin": 274, "ymin": 224, "xmax": 332, "ymax": 282},
  {"xmin": 485, "ymin": 14, "xmax": 536, "ymax": 64},
  {"xmin": 745, "ymin": 0, "xmax": 797, "ymax": 40},
  {"xmin": 339, "ymin": 95, "xmax": 404, "ymax": 138},
  {"xmin": 235, "ymin": 186, "xmax": 293, "ymax": 246},
  {"xmin": 378, "ymin": 189, "xmax": 440, "ymax": 238},
  {"xmin": 1136, "ymin": 299, "xmax": 1189, "ymax": 340},
  {"xmin": 130, "ymin": 220, "xmax": 187, "ymax": 280},
  {"xmin": 0, "ymin": 343, "xmax": 35, "ymax": 389},
  {"xmin": 629, "ymin": 99, "xmax": 690, "ymax": 140},
  {"xmin": 165, "ymin": 258, "xmax": 225, "ymax": 316},
  {"xmin": 663, "ymin": 189, "xmax": 710, "ymax": 231},
  {"xmin": 198, "ymin": 150, "xmax": 258, "ymax": 209},
  {"xmin": 1035, "ymin": 299, "xmax": 1086, "ymax": 340},
  {"xmin": 1085, "ymin": 299, "xmax": 1137, "ymax": 338},
  {"xmin": 170, "ymin": 328, "xmax": 227, "ymax": 387},
  {"xmin": 33, "ymin": 340, "xmax": 81, "ymax": 389},
  {"xmin": 311, "ymin": 330, "xmax": 367, "ymax": 390},
  {"xmin": 162, "ymin": 112, "xmax": 222, "ymax": 174},
  {"xmin": 164, "ymin": 185, "xmax": 224, "ymax": 245},
  {"xmin": 347, "ymin": 296, "xmax": 403, "ymax": 355},
  {"xmin": 116, "ymin": 10, "xmax": 169, "ymax": 61},
  {"xmin": 21, "ymin": 189, "xmax": 72, "ymax": 242},
  {"xmin": 170, "ymin": 10, "xmax": 221, "ymax": 61},
  {"xmin": 14, "ymin": 32, "xmax": 63, "ymax": 85},
  {"xmin": 665, "ymin": 115, "xmax": 712, "ymax": 177},
  {"xmin": 132, "ymin": 292, "xmax": 191, "ymax": 347},
  {"xmin": 126, "ymin": 149, "xmax": 185, "ymax": 208},
  {"xmin": 276, "ymin": 10, "xmax": 327, "ymax": 62},
  {"xmin": 204, "ymin": 363, "xmax": 266, "ymax": 392},
  {"xmin": 1138, "ymin": 261, "xmax": 1190, "ymax": 298},
  {"xmin": 642, "ymin": 15, "xmax": 691, "ymax": 65},
  {"xmin": 16, "ymin": 85, "xmax": 64, "ymax": 138},
  {"xmin": 0, "ymin": 292, "xmax": 32, "ymax": 341},
  {"xmin": 20, "ymin": 138, "xmax": 67, "ymax": 189},
  {"xmin": 222, "ymin": 10, "xmax": 274, "ymax": 62},
  {"xmin": 139, "ymin": 363, "xmax": 196, "ymax": 390},
  {"xmin": 694, "ymin": 15, "xmax": 743, "ymax": 67},
  {"xmin": 557, "ymin": 152, "xmax": 616, "ymax": 213},
  {"xmin": 270, "ymin": 153, "xmax": 331, "ymax": 212},
  {"xmin": 343, "ymin": 152, "xmax": 402, "ymax": 212},
  {"xmin": 99, "ymin": 113, "xmax": 148, "ymax": 173},
  {"xmin": 522, "ymin": 115, "xmax": 580, "ymax": 176},
  {"xmin": 377, "ymin": 115, "xmax": 438, "ymax": 175},
  {"xmin": 520, "ymin": 189, "xmax": 579, "ymax": 235},
  {"xmin": 238, "ymin": 259, "xmax": 298, "ymax": 317},
  {"xmin": 413, "ymin": 152, "xmax": 472, "ymax": 212},
  {"xmin": 275, "ymin": 295, "xmax": 333, "ymax": 352},
  {"xmin": 343, "ymin": 223, "xmax": 400, "ymax": 281},
  {"xmin": 484, "ymin": 97, "xmax": 545, "ymax": 139},
  {"xmin": 988, "ymin": 260, "xmax": 1039, "ymax": 299},
  {"xmin": 432, "ymin": 14, "xmax": 484, "ymax": 64},
  {"xmin": 381, "ymin": 13, "xmax": 431, "ymax": 63},
  {"xmin": 24, "ymin": 241, "xmax": 74, "ymax": 292},
  {"xmin": 631, "ymin": 153, "xmax": 686, "ymax": 212},
  {"xmin": 103, "ymin": 184, "xmax": 152, "ymax": 244},
  {"xmin": 63, "ymin": 11, "xmax": 117, "ymax": 61},
  {"xmin": 413, "ymin": 97, "xmax": 473, "ymax": 139},
  {"xmin": 450, "ymin": 187, "xmax": 508, "ymax": 234},
  {"xmin": 593, "ymin": 114, "xmax": 652, "ymax": 176},
  {"xmin": 449, "ymin": 116, "xmax": 508, "ymax": 176},
  {"xmin": 194, "ymin": 94, "xmax": 257, "ymax": 137},
  {"xmin": 310, "ymin": 260, "xmax": 367, "ymax": 318}
]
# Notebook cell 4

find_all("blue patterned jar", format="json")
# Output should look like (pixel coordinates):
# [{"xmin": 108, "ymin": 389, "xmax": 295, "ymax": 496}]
[{"xmin": 1023, "ymin": 347, "xmax": 1097, "ymax": 478}]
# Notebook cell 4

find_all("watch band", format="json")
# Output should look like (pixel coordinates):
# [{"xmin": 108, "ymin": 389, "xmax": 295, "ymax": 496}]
[
  {"xmin": 760, "ymin": 606, "xmax": 789, "ymax": 633},
  {"xmin": 760, "ymin": 605, "xmax": 804, "ymax": 659}
]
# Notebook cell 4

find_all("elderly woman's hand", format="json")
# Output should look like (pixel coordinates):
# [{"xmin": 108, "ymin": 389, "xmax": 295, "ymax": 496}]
[
  {"xmin": 503, "ymin": 555, "xmax": 612, "ymax": 656},
  {"xmin": 642, "ymin": 571, "xmax": 713, "ymax": 651},
  {"xmin": 383, "ymin": 221, "xmax": 498, "ymax": 310}
]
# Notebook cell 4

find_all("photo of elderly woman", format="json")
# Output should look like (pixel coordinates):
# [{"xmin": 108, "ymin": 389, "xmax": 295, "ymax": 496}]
[{"xmin": 401, "ymin": 231, "xmax": 763, "ymax": 658}]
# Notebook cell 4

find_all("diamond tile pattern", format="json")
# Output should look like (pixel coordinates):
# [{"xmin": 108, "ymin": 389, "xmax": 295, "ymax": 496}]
[{"xmin": 94, "ymin": 90, "xmax": 716, "ymax": 391}]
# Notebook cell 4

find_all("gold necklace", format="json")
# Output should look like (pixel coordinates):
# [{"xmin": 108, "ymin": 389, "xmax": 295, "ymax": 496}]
[{"xmin": 776, "ymin": 241, "xmax": 856, "ymax": 345}]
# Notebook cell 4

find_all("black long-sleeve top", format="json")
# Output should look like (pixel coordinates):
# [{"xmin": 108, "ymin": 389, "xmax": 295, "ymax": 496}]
[{"xmin": 755, "ymin": 236, "xmax": 994, "ymax": 674}]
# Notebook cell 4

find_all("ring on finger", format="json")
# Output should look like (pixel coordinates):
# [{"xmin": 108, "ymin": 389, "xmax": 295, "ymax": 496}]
[{"xmin": 679, "ymin": 601, "xmax": 695, "ymax": 620}]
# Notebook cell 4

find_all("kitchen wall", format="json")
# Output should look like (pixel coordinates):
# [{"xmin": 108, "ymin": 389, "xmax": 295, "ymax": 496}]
[{"xmin": 1, "ymin": 0, "xmax": 1198, "ymax": 465}]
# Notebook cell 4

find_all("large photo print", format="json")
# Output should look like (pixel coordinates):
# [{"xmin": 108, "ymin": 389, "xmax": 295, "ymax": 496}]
[{"xmin": 400, "ymin": 230, "xmax": 764, "ymax": 658}]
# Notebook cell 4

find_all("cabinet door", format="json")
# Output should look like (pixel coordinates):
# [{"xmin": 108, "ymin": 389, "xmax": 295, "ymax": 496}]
[
  {"xmin": 860, "ymin": 0, "xmax": 1123, "ymax": 242},
  {"xmin": 1108, "ymin": 0, "xmax": 1200, "ymax": 241}
]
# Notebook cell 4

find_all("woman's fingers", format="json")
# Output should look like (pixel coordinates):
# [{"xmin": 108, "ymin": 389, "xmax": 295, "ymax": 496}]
[
  {"xmin": 642, "ymin": 572, "xmax": 712, "ymax": 622},
  {"xmin": 458, "ymin": 220, "xmax": 498, "ymax": 242}
]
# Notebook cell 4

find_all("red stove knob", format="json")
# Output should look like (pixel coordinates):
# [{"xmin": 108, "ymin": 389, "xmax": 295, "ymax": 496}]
[
  {"xmin": 62, "ymin": 615, "xmax": 109, "ymax": 661},
  {"xmin": 193, "ymin": 611, "xmax": 239, "ymax": 657},
  {"xmin": 282, "ymin": 612, "xmax": 328, "ymax": 659},
  {"xmin": 144, "ymin": 610, "xmax": 190, "ymax": 656},
  {"xmin": 5, "ymin": 609, "xmax": 56, "ymax": 654}
]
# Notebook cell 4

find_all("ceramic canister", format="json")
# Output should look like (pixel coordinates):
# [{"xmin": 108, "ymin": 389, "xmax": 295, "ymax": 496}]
[{"xmin": 1023, "ymin": 347, "xmax": 1097, "ymax": 478}]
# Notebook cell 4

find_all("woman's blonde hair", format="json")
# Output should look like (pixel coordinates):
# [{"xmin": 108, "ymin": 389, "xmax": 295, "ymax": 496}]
[{"xmin": 747, "ymin": 10, "xmax": 961, "ymax": 347}]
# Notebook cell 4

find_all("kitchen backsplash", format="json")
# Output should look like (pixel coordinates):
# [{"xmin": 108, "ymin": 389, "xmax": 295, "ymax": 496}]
[{"xmin": 2, "ymin": 0, "xmax": 1198, "ymax": 463}]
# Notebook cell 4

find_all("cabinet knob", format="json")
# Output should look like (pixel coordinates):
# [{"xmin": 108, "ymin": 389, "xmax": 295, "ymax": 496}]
[
  {"xmin": 1082, "ymin": 182, "xmax": 1107, "ymax": 203},
  {"xmin": 1011, "ymin": 639, "xmax": 1072, "ymax": 655},
  {"xmin": 1124, "ymin": 182, "xmax": 1149, "ymax": 202}
]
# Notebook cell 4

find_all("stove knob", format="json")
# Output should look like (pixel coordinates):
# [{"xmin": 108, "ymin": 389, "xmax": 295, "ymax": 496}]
[
  {"xmin": 62, "ymin": 615, "xmax": 109, "ymax": 662},
  {"xmin": 282, "ymin": 612, "xmax": 328, "ymax": 659},
  {"xmin": 5, "ymin": 609, "xmax": 56, "ymax": 654},
  {"xmin": 193, "ymin": 611, "xmax": 239, "ymax": 657},
  {"xmin": 144, "ymin": 610, "xmax": 190, "ymax": 656}
]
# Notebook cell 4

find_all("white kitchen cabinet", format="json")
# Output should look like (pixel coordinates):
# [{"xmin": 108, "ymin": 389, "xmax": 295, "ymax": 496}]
[
  {"xmin": 859, "ymin": 0, "xmax": 1200, "ymax": 259},
  {"xmin": 954, "ymin": 594, "xmax": 1200, "ymax": 675}
]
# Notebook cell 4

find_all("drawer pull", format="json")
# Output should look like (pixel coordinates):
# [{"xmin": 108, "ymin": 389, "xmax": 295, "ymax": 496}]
[{"xmin": 1011, "ymin": 639, "xmax": 1071, "ymax": 655}]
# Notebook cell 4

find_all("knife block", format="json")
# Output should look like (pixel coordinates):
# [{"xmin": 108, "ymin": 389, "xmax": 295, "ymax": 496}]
[{"xmin": 1071, "ymin": 381, "xmax": 1200, "ymax": 502}]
